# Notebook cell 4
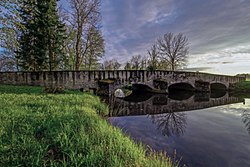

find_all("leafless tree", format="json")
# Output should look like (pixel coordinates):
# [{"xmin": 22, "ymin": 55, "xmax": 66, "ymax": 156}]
[
  {"xmin": 0, "ymin": 53, "xmax": 16, "ymax": 71},
  {"xmin": 157, "ymin": 32, "xmax": 189, "ymax": 71},
  {"xmin": 68, "ymin": 0, "xmax": 104, "ymax": 70},
  {"xmin": 147, "ymin": 44, "xmax": 159, "ymax": 70},
  {"xmin": 124, "ymin": 62, "xmax": 132, "ymax": 70},
  {"xmin": 84, "ymin": 26, "xmax": 104, "ymax": 70},
  {"xmin": 150, "ymin": 112, "xmax": 187, "ymax": 137},
  {"xmin": 101, "ymin": 59, "xmax": 121, "ymax": 70},
  {"xmin": 130, "ymin": 55, "xmax": 142, "ymax": 70},
  {"xmin": 124, "ymin": 55, "xmax": 147, "ymax": 70}
]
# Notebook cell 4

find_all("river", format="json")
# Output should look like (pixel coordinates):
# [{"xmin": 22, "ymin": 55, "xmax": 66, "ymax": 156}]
[{"xmin": 107, "ymin": 91, "xmax": 250, "ymax": 167}]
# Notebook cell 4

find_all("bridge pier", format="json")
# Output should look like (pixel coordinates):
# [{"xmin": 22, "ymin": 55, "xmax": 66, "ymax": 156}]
[{"xmin": 194, "ymin": 80, "xmax": 211, "ymax": 92}]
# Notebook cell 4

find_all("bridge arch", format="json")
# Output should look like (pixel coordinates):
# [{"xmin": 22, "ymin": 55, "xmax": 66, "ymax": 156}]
[
  {"xmin": 210, "ymin": 82, "xmax": 228, "ymax": 91},
  {"xmin": 168, "ymin": 82, "xmax": 195, "ymax": 91}
]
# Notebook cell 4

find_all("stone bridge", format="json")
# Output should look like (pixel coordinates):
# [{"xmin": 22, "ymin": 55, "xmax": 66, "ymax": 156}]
[{"xmin": 0, "ymin": 70, "xmax": 245, "ymax": 95}]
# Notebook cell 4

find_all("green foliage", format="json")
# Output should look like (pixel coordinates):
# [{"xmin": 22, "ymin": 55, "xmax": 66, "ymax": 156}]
[
  {"xmin": 231, "ymin": 81, "xmax": 250, "ymax": 93},
  {"xmin": 17, "ymin": 0, "xmax": 66, "ymax": 71},
  {"xmin": 0, "ymin": 85, "xmax": 175, "ymax": 167}
]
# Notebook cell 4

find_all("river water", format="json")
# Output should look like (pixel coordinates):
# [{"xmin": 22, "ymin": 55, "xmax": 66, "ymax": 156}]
[{"xmin": 107, "ymin": 91, "xmax": 250, "ymax": 167}]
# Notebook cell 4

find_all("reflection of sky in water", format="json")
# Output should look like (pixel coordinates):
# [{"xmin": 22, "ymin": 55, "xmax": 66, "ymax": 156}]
[
  {"xmin": 218, "ymin": 99, "xmax": 250, "ymax": 116},
  {"xmin": 109, "ymin": 99, "xmax": 250, "ymax": 167}
]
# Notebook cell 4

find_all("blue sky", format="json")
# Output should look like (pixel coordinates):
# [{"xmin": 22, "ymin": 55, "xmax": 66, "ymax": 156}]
[{"xmin": 62, "ymin": 0, "xmax": 250, "ymax": 74}]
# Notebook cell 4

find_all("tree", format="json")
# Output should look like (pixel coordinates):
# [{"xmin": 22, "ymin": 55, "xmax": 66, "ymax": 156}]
[
  {"xmin": 101, "ymin": 59, "xmax": 121, "ymax": 70},
  {"xmin": 0, "ymin": 52, "xmax": 16, "ymax": 71},
  {"xmin": 84, "ymin": 26, "xmax": 104, "ymax": 70},
  {"xmin": 45, "ymin": 0, "xmax": 66, "ymax": 71},
  {"xmin": 139, "ymin": 56, "xmax": 147, "ymax": 70},
  {"xmin": 17, "ymin": 0, "xmax": 66, "ymax": 71},
  {"xmin": 68, "ymin": 0, "xmax": 104, "ymax": 70},
  {"xmin": 0, "ymin": 0, "xmax": 22, "ymax": 71},
  {"xmin": 157, "ymin": 32, "xmax": 189, "ymax": 71},
  {"xmin": 124, "ymin": 55, "xmax": 147, "ymax": 70},
  {"xmin": 147, "ymin": 44, "xmax": 159, "ymax": 70},
  {"xmin": 124, "ymin": 62, "xmax": 132, "ymax": 70},
  {"xmin": 131, "ymin": 55, "xmax": 142, "ymax": 70}
]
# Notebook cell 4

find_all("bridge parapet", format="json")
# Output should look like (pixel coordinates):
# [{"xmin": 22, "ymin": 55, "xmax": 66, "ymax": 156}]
[{"xmin": 0, "ymin": 70, "xmax": 245, "ymax": 95}]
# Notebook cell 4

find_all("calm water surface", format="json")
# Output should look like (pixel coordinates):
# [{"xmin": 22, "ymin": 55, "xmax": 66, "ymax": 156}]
[{"xmin": 108, "ymin": 92, "xmax": 250, "ymax": 167}]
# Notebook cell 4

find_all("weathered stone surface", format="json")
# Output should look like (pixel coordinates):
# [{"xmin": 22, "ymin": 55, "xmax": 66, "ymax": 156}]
[{"xmin": 0, "ymin": 70, "xmax": 245, "ymax": 95}]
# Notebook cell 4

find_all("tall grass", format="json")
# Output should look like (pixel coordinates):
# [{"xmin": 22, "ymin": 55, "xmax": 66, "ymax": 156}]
[{"xmin": 0, "ymin": 85, "xmax": 175, "ymax": 167}]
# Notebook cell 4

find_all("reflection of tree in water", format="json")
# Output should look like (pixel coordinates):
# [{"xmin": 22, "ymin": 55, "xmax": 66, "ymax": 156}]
[
  {"xmin": 150, "ymin": 112, "xmax": 187, "ymax": 137},
  {"xmin": 107, "ymin": 96, "xmax": 129, "ymax": 117},
  {"xmin": 242, "ymin": 110, "xmax": 250, "ymax": 134}
]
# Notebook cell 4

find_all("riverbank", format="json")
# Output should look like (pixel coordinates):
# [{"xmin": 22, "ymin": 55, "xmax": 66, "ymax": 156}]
[{"xmin": 0, "ymin": 85, "xmax": 175, "ymax": 167}]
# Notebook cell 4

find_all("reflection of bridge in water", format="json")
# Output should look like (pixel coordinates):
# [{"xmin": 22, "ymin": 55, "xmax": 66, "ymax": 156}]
[
  {"xmin": 109, "ymin": 92, "xmax": 244, "ymax": 117},
  {"xmin": 108, "ymin": 92, "xmax": 245, "ymax": 137}
]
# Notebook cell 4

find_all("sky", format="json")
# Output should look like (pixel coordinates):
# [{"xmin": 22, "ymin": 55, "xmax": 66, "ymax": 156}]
[{"xmin": 98, "ymin": 0, "xmax": 250, "ymax": 75}]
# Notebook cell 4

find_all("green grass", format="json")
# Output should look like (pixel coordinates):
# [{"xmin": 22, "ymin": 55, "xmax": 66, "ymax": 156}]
[{"xmin": 0, "ymin": 85, "xmax": 175, "ymax": 167}]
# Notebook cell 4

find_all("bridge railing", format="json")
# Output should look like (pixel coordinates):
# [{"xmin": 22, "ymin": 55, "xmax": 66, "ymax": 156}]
[{"xmin": 0, "ymin": 70, "xmax": 245, "ymax": 90}]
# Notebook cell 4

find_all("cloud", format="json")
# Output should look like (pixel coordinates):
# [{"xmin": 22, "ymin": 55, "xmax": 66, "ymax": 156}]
[
  {"xmin": 182, "ymin": 67, "xmax": 213, "ymax": 72},
  {"xmin": 100, "ymin": 0, "xmax": 250, "ymax": 74}
]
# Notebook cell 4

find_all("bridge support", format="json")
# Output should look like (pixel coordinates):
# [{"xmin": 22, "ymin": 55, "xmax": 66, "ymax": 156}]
[{"xmin": 195, "ymin": 80, "xmax": 210, "ymax": 92}]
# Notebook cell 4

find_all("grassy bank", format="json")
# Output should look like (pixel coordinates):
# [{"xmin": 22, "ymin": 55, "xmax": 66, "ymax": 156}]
[{"xmin": 0, "ymin": 85, "xmax": 174, "ymax": 167}]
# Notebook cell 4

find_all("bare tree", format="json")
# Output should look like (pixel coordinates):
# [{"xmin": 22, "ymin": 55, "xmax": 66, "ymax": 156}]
[
  {"xmin": 157, "ymin": 32, "xmax": 189, "ymax": 71},
  {"xmin": 101, "ymin": 59, "xmax": 121, "ymax": 70},
  {"xmin": 147, "ymin": 44, "xmax": 159, "ymax": 70},
  {"xmin": 150, "ymin": 112, "xmax": 187, "ymax": 137},
  {"xmin": 68, "ymin": 0, "xmax": 103, "ymax": 70},
  {"xmin": 124, "ymin": 55, "xmax": 147, "ymax": 70},
  {"xmin": 0, "ymin": 53, "xmax": 16, "ymax": 71},
  {"xmin": 84, "ymin": 26, "xmax": 104, "ymax": 70},
  {"xmin": 0, "ymin": 0, "xmax": 22, "ymax": 71},
  {"xmin": 124, "ymin": 62, "xmax": 132, "ymax": 70},
  {"xmin": 131, "ymin": 55, "xmax": 142, "ymax": 70}
]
